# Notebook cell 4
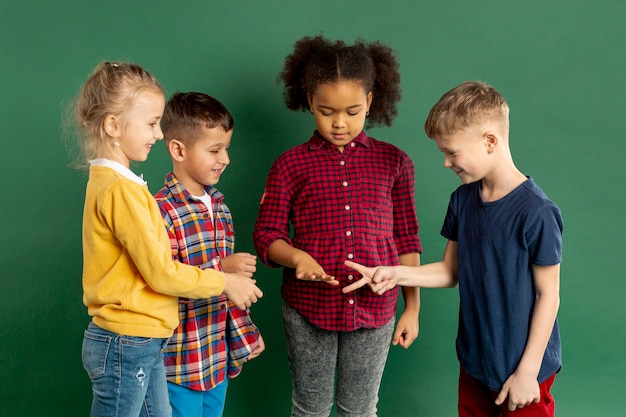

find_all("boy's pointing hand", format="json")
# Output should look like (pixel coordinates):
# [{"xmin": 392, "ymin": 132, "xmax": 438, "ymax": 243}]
[{"xmin": 342, "ymin": 260, "xmax": 398, "ymax": 295}]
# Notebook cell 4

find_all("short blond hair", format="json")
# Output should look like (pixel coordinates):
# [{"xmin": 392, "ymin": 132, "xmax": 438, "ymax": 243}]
[{"xmin": 424, "ymin": 81, "xmax": 509, "ymax": 139}]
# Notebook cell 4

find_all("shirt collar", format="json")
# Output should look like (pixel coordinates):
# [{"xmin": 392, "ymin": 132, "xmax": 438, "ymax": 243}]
[
  {"xmin": 90, "ymin": 158, "xmax": 146, "ymax": 185},
  {"xmin": 309, "ymin": 130, "xmax": 371, "ymax": 150},
  {"xmin": 164, "ymin": 172, "xmax": 224, "ymax": 204}
]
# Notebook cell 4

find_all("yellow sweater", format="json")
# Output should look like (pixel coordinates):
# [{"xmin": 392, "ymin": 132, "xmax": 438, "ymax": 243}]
[{"xmin": 82, "ymin": 164, "xmax": 225, "ymax": 338}]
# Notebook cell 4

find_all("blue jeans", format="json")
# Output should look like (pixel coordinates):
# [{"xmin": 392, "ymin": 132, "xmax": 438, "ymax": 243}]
[
  {"xmin": 168, "ymin": 380, "xmax": 229, "ymax": 417},
  {"xmin": 282, "ymin": 302, "xmax": 394, "ymax": 417},
  {"xmin": 82, "ymin": 322, "xmax": 172, "ymax": 417}
]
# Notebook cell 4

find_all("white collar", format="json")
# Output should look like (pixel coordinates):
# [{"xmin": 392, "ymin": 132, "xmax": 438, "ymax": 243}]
[{"xmin": 89, "ymin": 158, "xmax": 146, "ymax": 185}]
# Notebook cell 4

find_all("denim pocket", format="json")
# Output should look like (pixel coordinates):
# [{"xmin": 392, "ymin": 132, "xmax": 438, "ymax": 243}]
[
  {"xmin": 82, "ymin": 329, "xmax": 112, "ymax": 380},
  {"xmin": 119, "ymin": 335, "xmax": 154, "ymax": 347}
]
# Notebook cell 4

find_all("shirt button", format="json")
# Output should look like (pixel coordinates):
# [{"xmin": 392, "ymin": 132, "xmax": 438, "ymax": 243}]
[
  {"xmin": 340, "ymin": 161, "xmax": 346, "ymax": 166},
  {"xmin": 348, "ymin": 275, "xmax": 354, "ymax": 281},
  {"xmin": 347, "ymin": 253, "xmax": 354, "ymax": 259},
  {"xmin": 345, "ymin": 205, "xmax": 350, "ymax": 211},
  {"xmin": 348, "ymin": 299, "xmax": 355, "ymax": 305},
  {"xmin": 346, "ymin": 230, "xmax": 352, "ymax": 236},
  {"xmin": 342, "ymin": 181, "xmax": 348, "ymax": 187},
  {"xmin": 350, "ymin": 142, "xmax": 356, "ymax": 147}
]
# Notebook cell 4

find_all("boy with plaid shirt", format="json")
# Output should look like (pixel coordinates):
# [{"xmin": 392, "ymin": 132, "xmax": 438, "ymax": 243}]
[{"xmin": 155, "ymin": 92, "xmax": 264, "ymax": 417}]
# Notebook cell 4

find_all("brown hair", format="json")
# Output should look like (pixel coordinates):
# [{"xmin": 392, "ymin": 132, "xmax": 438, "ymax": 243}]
[
  {"xmin": 161, "ymin": 91, "xmax": 234, "ymax": 148},
  {"xmin": 424, "ymin": 81, "xmax": 509, "ymax": 139}
]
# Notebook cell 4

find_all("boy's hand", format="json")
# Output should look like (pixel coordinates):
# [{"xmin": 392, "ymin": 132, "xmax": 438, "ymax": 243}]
[
  {"xmin": 342, "ymin": 260, "xmax": 398, "ymax": 294},
  {"xmin": 221, "ymin": 252, "xmax": 257, "ymax": 278},
  {"xmin": 495, "ymin": 371, "xmax": 541, "ymax": 411},
  {"xmin": 247, "ymin": 334, "xmax": 265, "ymax": 361},
  {"xmin": 223, "ymin": 273, "xmax": 263, "ymax": 310},
  {"xmin": 294, "ymin": 255, "xmax": 339, "ymax": 286}
]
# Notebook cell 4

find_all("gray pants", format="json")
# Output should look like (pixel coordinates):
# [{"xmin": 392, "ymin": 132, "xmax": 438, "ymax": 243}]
[{"xmin": 282, "ymin": 301, "xmax": 394, "ymax": 417}]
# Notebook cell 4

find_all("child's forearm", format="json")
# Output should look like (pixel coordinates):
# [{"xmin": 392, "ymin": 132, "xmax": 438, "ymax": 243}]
[
  {"xmin": 267, "ymin": 239, "xmax": 308, "ymax": 268},
  {"xmin": 399, "ymin": 252, "xmax": 421, "ymax": 313},
  {"xmin": 515, "ymin": 264, "xmax": 561, "ymax": 378},
  {"xmin": 515, "ymin": 295, "xmax": 560, "ymax": 378},
  {"xmin": 395, "ymin": 262, "xmax": 457, "ymax": 288},
  {"xmin": 396, "ymin": 240, "xmax": 458, "ymax": 288}
]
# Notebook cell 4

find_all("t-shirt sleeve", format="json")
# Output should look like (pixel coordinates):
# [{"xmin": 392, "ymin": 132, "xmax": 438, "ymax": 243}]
[
  {"xmin": 527, "ymin": 202, "xmax": 564, "ymax": 266},
  {"xmin": 441, "ymin": 190, "xmax": 459, "ymax": 242}
]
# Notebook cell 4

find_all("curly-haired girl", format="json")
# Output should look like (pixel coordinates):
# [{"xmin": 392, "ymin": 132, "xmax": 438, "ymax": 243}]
[{"xmin": 253, "ymin": 35, "xmax": 422, "ymax": 417}]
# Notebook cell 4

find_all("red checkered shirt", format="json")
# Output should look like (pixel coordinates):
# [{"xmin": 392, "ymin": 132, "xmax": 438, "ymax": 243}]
[
  {"xmin": 155, "ymin": 173, "xmax": 260, "ymax": 391},
  {"xmin": 253, "ymin": 131, "xmax": 422, "ymax": 331}
]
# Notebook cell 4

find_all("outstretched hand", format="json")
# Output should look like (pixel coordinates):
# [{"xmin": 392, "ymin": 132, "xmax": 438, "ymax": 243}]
[
  {"xmin": 342, "ymin": 260, "xmax": 398, "ymax": 294},
  {"xmin": 295, "ymin": 256, "xmax": 339, "ymax": 286}
]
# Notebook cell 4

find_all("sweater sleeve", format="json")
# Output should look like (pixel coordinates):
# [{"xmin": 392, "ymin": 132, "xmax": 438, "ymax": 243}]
[{"xmin": 102, "ymin": 180, "xmax": 225, "ymax": 298}]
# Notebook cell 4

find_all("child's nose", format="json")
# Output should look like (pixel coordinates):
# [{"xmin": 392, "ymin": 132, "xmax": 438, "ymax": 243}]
[
  {"xmin": 332, "ymin": 114, "xmax": 346, "ymax": 128},
  {"xmin": 155, "ymin": 125, "xmax": 164, "ymax": 140}
]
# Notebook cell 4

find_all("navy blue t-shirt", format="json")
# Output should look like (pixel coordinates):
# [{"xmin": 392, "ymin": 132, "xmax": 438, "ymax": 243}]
[{"xmin": 441, "ymin": 177, "xmax": 563, "ymax": 391}]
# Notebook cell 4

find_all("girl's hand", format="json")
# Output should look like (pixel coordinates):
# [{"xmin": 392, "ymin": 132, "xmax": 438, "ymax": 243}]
[
  {"xmin": 295, "ymin": 255, "xmax": 339, "ymax": 286},
  {"xmin": 393, "ymin": 310, "xmax": 419, "ymax": 349},
  {"xmin": 221, "ymin": 252, "xmax": 257, "ymax": 278},
  {"xmin": 342, "ymin": 260, "xmax": 398, "ymax": 294},
  {"xmin": 222, "ymin": 272, "xmax": 263, "ymax": 310}
]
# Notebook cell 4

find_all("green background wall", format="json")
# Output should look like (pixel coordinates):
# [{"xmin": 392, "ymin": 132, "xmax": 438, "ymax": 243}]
[{"xmin": 1, "ymin": 1, "xmax": 624, "ymax": 416}]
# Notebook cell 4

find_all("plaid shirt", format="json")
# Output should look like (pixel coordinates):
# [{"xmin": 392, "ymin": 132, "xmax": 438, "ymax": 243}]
[
  {"xmin": 154, "ymin": 173, "xmax": 259, "ymax": 391},
  {"xmin": 253, "ymin": 131, "xmax": 422, "ymax": 331}
]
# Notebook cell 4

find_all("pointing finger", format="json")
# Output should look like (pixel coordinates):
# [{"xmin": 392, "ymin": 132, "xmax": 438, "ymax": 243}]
[{"xmin": 342, "ymin": 277, "xmax": 370, "ymax": 293}]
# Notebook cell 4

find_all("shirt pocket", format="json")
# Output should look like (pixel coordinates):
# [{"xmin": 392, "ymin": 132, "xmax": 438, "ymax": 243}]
[
  {"xmin": 361, "ymin": 174, "xmax": 393, "ymax": 211},
  {"xmin": 360, "ymin": 174, "xmax": 394, "ymax": 234}
]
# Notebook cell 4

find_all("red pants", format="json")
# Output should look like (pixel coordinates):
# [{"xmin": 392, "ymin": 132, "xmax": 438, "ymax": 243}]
[{"xmin": 458, "ymin": 367, "xmax": 556, "ymax": 417}]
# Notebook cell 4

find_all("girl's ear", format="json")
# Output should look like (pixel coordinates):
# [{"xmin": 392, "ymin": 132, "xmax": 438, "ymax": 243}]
[
  {"xmin": 103, "ymin": 115, "xmax": 121, "ymax": 138},
  {"xmin": 366, "ymin": 91, "xmax": 373, "ymax": 112},
  {"xmin": 307, "ymin": 92, "xmax": 313, "ymax": 110},
  {"xmin": 168, "ymin": 139, "xmax": 186, "ymax": 162}
]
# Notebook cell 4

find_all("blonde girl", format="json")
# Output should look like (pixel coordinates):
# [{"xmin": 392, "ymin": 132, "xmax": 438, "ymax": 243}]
[{"xmin": 72, "ymin": 62, "xmax": 262, "ymax": 417}]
